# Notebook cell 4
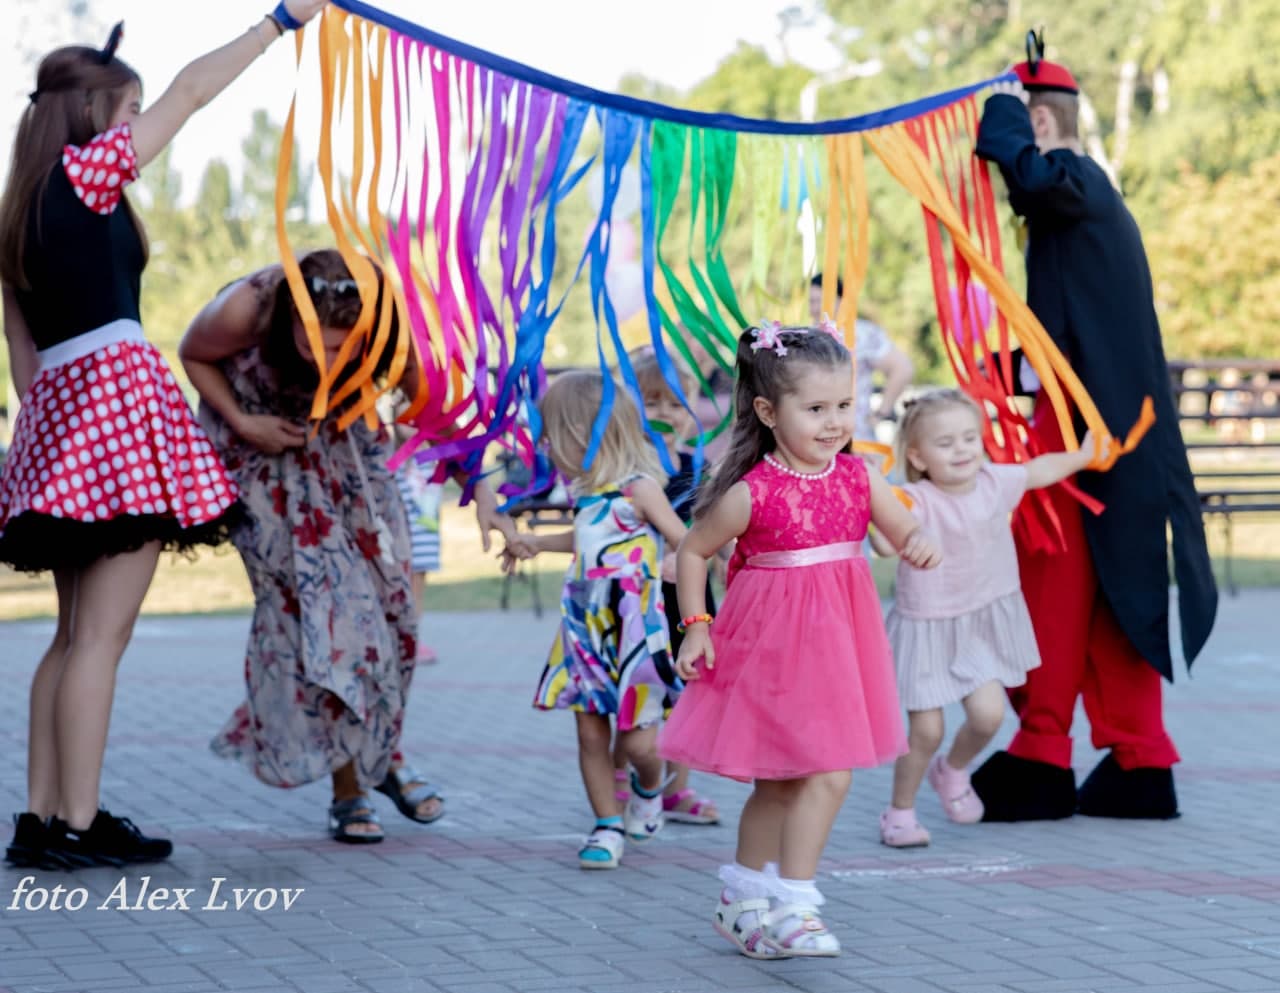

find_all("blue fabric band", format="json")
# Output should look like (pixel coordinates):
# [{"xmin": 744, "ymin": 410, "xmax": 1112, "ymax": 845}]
[
  {"xmin": 271, "ymin": 1, "xmax": 303, "ymax": 30},
  {"xmin": 330, "ymin": 0, "xmax": 1014, "ymax": 135}
]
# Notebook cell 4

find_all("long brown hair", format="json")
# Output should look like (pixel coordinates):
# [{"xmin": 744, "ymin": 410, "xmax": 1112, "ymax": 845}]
[
  {"xmin": 0, "ymin": 45, "xmax": 146, "ymax": 289},
  {"xmin": 694, "ymin": 325, "xmax": 852, "ymax": 517}
]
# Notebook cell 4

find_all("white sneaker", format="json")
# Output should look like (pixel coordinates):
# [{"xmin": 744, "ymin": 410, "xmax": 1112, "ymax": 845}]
[{"xmin": 624, "ymin": 791, "xmax": 663, "ymax": 843}]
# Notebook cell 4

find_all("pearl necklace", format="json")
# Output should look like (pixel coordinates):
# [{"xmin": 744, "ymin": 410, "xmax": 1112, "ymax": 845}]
[{"xmin": 764, "ymin": 452, "xmax": 836, "ymax": 479}]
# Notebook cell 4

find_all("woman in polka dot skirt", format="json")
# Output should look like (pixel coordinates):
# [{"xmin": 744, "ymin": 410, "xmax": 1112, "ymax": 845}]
[
  {"xmin": 180, "ymin": 250, "xmax": 516, "ymax": 843},
  {"xmin": 0, "ymin": 3, "xmax": 330, "ymax": 871}
]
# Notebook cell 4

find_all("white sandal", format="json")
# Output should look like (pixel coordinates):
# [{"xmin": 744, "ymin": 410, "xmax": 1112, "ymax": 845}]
[
  {"xmin": 578, "ymin": 824, "xmax": 624, "ymax": 870},
  {"xmin": 762, "ymin": 902, "xmax": 842, "ymax": 957},
  {"xmin": 712, "ymin": 892, "xmax": 787, "ymax": 959}
]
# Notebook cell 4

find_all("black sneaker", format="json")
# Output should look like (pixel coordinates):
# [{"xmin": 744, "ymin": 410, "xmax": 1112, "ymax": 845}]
[
  {"xmin": 5, "ymin": 812, "xmax": 68, "ymax": 870},
  {"xmin": 45, "ymin": 810, "xmax": 173, "ymax": 868}
]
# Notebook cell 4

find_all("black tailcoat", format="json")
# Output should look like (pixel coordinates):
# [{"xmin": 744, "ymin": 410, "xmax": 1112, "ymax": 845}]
[{"xmin": 976, "ymin": 94, "xmax": 1217, "ymax": 679}]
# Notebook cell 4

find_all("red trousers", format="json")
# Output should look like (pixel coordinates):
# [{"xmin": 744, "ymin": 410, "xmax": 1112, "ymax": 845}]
[{"xmin": 1009, "ymin": 415, "xmax": 1180, "ymax": 771}]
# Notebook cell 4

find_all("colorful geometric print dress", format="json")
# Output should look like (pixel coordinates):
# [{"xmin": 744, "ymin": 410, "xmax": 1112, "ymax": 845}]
[
  {"xmin": 533, "ymin": 475, "xmax": 681, "ymax": 731},
  {"xmin": 199, "ymin": 340, "xmax": 418, "ymax": 791},
  {"xmin": 0, "ymin": 123, "xmax": 239, "ymax": 572},
  {"xmin": 660, "ymin": 453, "xmax": 906, "ymax": 781}
]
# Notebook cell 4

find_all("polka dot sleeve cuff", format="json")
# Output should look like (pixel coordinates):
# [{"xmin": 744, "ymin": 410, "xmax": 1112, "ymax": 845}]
[{"xmin": 60, "ymin": 123, "xmax": 140, "ymax": 216}]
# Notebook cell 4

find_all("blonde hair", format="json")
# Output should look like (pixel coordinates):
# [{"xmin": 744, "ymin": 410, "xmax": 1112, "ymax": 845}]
[
  {"xmin": 627, "ymin": 347, "xmax": 694, "ymax": 401},
  {"xmin": 540, "ymin": 369, "xmax": 666, "ymax": 491},
  {"xmin": 896, "ymin": 388, "xmax": 985, "ymax": 483}
]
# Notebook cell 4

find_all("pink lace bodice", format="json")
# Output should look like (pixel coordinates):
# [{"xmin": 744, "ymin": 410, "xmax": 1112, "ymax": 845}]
[{"xmin": 735, "ymin": 453, "xmax": 871, "ymax": 561}]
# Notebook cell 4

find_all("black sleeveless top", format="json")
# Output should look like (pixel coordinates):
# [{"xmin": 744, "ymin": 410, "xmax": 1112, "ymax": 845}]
[{"xmin": 14, "ymin": 127, "xmax": 145, "ymax": 349}]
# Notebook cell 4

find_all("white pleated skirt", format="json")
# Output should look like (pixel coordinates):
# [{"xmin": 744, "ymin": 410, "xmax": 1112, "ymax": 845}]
[{"xmin": 886, "ymin": 591, "xmax": 1041, "ymax": 712}]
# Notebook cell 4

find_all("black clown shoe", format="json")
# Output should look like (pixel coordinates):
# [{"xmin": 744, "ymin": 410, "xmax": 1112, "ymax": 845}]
[
  {"xmin": 970, "ymin": 750, "xmax": 1078, "ymax": 822},
  {"xmin": 1077, "ymin": 753, "xmax": 1180, "ymax": 819},
  {"xmin": 44, "ymin": 810, "xmax": 174, "ymax": 869}
]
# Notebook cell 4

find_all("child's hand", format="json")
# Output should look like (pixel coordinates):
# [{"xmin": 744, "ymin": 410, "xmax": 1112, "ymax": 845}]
[
  {"xmin": 900, "ymin": 528, "xmax": 942, "ymax": 570},
  {"xmin": 660, "ymin": 551, "xmax": 678, "ymax": 585},
  {"xmin": 499, "ymin": 536, "xmax": 538, "ymax": 573},
  {"xmin": 505, "ymin": 535, "xmax": 539, "ymax": 560},
  {"xmin": 675, "ymin": 625, "xmax": 714, "ymax": 681}
]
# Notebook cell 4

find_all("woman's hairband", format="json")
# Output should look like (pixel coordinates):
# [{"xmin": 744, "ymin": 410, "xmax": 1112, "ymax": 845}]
[{"xmin": 99, "ymin": 22, "xmax": 124, "ymax": 64}]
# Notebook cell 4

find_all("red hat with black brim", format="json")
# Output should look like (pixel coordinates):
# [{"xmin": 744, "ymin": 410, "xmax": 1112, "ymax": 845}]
[{"xmin": 1012, "ymin": 29, "xmax": 1079, "ymax": 94}]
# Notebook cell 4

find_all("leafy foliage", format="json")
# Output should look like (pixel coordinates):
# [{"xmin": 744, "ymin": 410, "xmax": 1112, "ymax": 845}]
[{"xmin": 4, "ymin": 1, "xmax": 1273, "ymax": 409}]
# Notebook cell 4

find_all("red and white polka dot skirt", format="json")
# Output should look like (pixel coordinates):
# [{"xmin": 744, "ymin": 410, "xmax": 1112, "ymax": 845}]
[{"xmin": 0, "ymin": 330, "xmax": 241, "ymax": 572}]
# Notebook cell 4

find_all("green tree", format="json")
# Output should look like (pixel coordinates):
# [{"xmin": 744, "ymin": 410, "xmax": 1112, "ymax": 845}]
[{"xmin": 1148, "ymin": 154, "xmax": 1280, "ymax": 359}]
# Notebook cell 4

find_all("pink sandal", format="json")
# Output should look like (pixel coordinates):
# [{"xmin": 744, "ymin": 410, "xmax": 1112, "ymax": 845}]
[
  {"xmin": 927, "ymin": 755, "xmax": 984, "ymax": 824},
  {"xmin": 880, "ymin": 806, "xmax": 931, "ymax": 847},
  {"xmin": 662, "ymin": 788, "xmax": 721, "ymax": 825}
]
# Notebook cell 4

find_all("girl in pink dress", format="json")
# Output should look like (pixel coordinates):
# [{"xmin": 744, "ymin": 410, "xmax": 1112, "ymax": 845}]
[
  {"xmin": 872, "ymin": 389, "xmax": 1094, "ymax": 847},
  {"xmin": 660, "ymin": 322, "xmax": 941, "ymax": 958}
]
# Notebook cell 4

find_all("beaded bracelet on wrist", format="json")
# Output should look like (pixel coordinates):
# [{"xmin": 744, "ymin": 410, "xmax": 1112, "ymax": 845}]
[{"xmin": 678, "ymin": 613, "xmax": 714, "ymax": 633}]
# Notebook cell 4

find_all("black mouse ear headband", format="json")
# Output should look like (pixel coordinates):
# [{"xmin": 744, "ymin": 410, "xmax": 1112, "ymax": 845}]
[
  {"xmin": 28, "ymin": 21, "xmax": 125, "ymax": 104},
  {"xmin": 1024, "ymin": 28, "xmax": 1045, "ymax": 77},
  {"xmin": 100, "ymin": 21, "xmax": 125, "ymax": 63}
]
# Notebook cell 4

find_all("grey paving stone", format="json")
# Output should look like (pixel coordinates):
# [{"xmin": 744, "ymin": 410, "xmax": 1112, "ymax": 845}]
[{"xmin": 1, "ymin": 593, "xmax": 1278, "ymax": 993}]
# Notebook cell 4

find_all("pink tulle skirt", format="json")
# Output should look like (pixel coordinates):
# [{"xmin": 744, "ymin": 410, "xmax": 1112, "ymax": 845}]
[{"xmin": 660, "ymin": 545, "xmax": 906, "ymax": 782}]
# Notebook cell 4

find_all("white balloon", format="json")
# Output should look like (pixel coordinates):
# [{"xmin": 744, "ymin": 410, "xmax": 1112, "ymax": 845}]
[
  {"xmin": 587, "ymin": 163, "xmax": 642, "ymax": 219},
  {"xmin": 605, "ymin": 261, "xmax": 647, "ymax": 323}
]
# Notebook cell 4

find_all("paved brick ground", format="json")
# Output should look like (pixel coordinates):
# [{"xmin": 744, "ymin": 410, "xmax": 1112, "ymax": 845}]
[{"xmin": 1, "ymin": 589, "xmax": 1279, "ymax": 993}]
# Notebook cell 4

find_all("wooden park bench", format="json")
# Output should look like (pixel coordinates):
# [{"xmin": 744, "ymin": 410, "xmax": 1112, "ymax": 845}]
[{"xmin": 1170, "ymin": 359, "xmax": 1280, "ymax": 595}]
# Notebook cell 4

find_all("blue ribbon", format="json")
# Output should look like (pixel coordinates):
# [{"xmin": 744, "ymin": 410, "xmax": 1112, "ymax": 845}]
[{"xmin": 331, "ymin": 0, "xmax": 1014, "ymax": 136}]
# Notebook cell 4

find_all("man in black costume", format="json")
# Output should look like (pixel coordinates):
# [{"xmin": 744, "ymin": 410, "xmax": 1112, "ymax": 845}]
[{"xmin": 968, "ymin": 46, "xmax": 1217, "ymax": 821}]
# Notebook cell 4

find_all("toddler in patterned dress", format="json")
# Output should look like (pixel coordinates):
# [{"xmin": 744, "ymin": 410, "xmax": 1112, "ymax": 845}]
[{"xmin": 505, "ymin": 370, "xmax": 688, "ymax": 870}]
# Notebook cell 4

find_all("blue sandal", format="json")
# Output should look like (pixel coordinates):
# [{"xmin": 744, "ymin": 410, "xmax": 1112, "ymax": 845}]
[{"xmin": 374, "ymin": 765, "xmax": 446, "ymax": 824}]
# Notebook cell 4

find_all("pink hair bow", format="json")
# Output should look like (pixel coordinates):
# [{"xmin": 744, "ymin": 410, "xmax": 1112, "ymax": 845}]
[
  {"xmin": 751, "ymin": 319, "xmax": 788, "ymax": 357},
  {"xmin": 818, "ymin": 313, "xmax": 844, "ymax": 344}
]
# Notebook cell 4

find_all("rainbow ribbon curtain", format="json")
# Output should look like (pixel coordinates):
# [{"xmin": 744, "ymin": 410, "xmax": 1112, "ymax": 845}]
[{"xmin": 279, "ymin": 1, "xmax": 1150, "ymax": 545}]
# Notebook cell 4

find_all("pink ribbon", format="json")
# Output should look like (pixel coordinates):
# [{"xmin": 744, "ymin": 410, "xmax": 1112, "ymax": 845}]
[{"xmin": 745, "ymin": 541, "xmax": 860, "ymax": 570}]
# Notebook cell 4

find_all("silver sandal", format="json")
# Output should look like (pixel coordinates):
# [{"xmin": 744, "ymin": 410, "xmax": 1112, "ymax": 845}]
[{"xmin": 374, "ymin": 765, "xmax": 446, "ymax": 824}]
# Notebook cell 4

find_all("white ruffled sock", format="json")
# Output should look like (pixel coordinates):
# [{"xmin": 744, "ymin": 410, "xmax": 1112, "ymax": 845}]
[
  {"xmin": 716, "ymin": 863, "xmax": 785, "ymax": 957},
  {"xmin": 718, "ymin": 862, "xmax": 771, "ymax": 902},
  {"xmin": 773, "ymin": 875, "xmax": 825, "ymax": 906}
]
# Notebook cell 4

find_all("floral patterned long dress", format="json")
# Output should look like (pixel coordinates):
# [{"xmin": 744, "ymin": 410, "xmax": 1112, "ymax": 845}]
[{"xmin": 199, "ymin": 345, "xmax": 417, "ymax": 790}]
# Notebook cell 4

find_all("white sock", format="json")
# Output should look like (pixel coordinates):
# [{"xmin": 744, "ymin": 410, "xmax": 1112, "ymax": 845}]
[
  {"xmin": 718, "ymin": 862, "xmax": 771, "ymax": 902},
  {"xmin": 770, "ymin": 875, "xmax": 825, "ymax": 907}
]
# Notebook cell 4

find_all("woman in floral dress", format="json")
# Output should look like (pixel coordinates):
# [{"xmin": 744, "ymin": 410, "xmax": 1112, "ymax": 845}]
[{"xmin": 179, "ymin": 249, "xmax": 512, "ymax": 842}]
